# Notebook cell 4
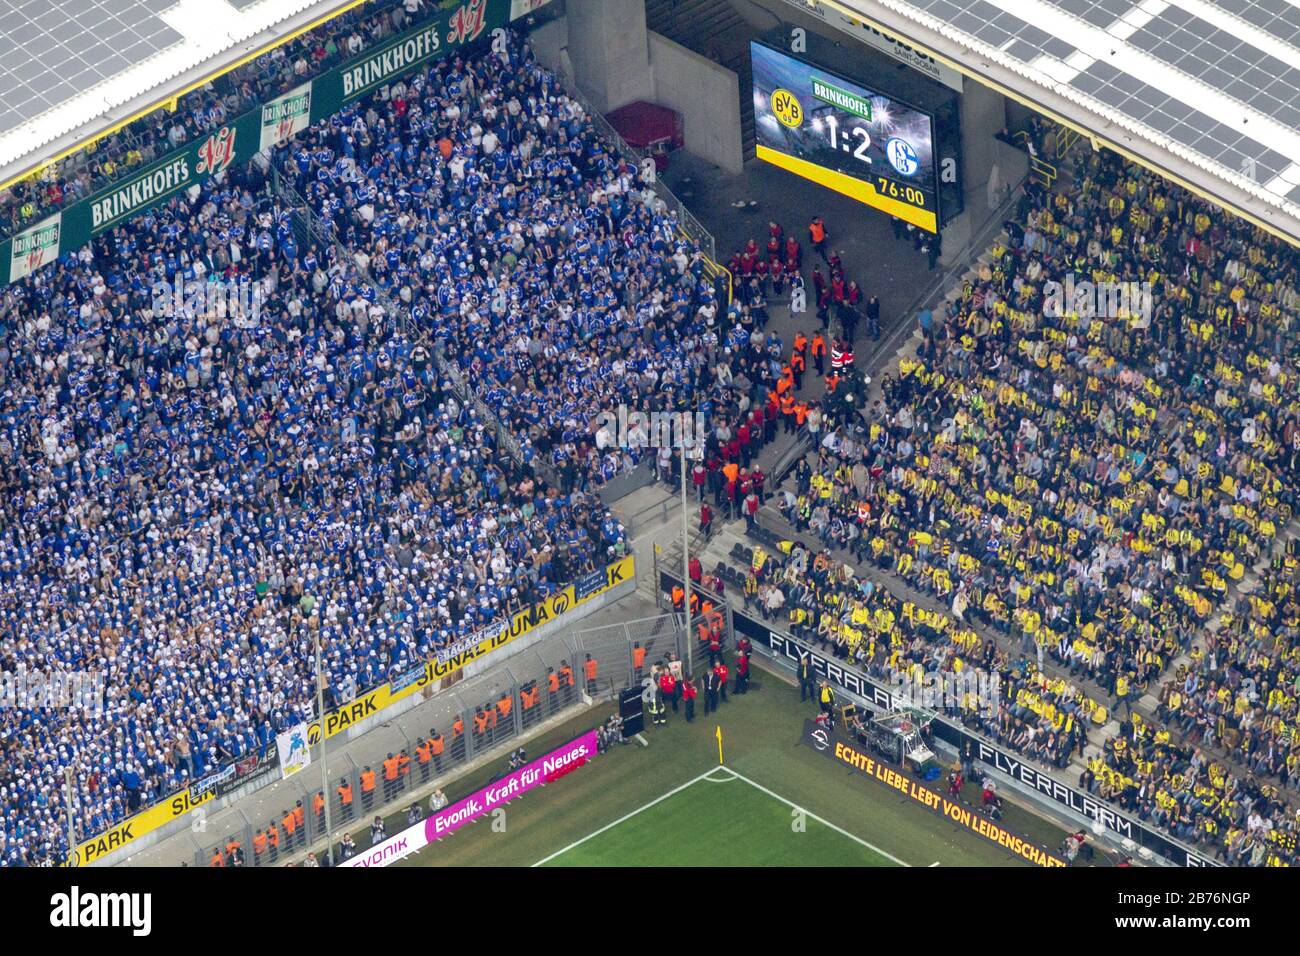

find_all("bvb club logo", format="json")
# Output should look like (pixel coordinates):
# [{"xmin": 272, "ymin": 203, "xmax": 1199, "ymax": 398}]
[{"xmin": 770, "ymin": 88, "xmax": 803, "ymax": 128}]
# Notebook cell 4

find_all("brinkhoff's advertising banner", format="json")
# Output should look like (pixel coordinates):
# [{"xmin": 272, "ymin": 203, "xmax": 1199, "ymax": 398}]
[
  {"xmin": 802, "ymin": 720, "xmax": 1066, "ymax": 867},
  {"xmin": 342, "ymin": 728, "xmax": 597, "ymax": 868},
  {"xmin": 658, "ymin": 569, "xmax": 1219, "ymax": 868},
  {"xmin": 1, "ymin": 0, "xmax": 528, "ymax": 289}
]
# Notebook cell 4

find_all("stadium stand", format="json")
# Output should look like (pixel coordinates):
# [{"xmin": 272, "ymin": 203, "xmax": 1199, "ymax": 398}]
[
  {"xmin": 0, "ymin": 26, "xmax": 641, "ymax": 867},
  {"xmin": 274, "ymin": 53, "xmax": 797, "ymax": 491},
  {"xmin": 742, "ymin": 540, "xmax": 1097, "ymax": 769},
  {"xmin": 0, "ymin": 0, "xmax": 416, "ymax": 240},
  {"xmin": 721, "ymin": 143, "xmax": 1300, "ymax": 865},
  {"xmin": 4, "ymin": 0, "xmax": 1299, "ymax": 873}
]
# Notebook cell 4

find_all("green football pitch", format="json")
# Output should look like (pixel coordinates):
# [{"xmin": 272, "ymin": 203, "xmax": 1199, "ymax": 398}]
[
  {"xmin": 379, "ymin": 663, "xmax": 1073, "ymax": 868},
  {"xmin": 536, "ymin": 765, "xmax": 905, "ymax": 867}
]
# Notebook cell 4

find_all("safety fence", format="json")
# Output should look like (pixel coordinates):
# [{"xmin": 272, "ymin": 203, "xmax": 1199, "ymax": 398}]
[
  {"xmin": 73, "ymin": 552, "xmax": 635, "ymax": 867},
  {"xmin": 191, "ymin": 611, "xmax": 684, "ymax": 867},
  {"xmin": 568, "ymin": 83, "xmax": 718, "ymax": 266}
]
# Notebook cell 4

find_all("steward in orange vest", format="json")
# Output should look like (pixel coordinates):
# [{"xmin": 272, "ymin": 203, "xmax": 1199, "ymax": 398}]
[{"xmin": 810, "ymin": 332, "xmax": 827, "ymax": 374}]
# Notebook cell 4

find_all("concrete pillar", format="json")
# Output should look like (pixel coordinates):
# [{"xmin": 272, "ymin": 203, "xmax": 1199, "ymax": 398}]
[
  {"xmin": 649, "ymin": 32, "xmax": 744, "ymax": 174},
  {"xmin": 959, "ymin": 80, "xmax": 1007, "ymax": 217},
  {"xmin": 527, "ymin": 15, "xmax": 569, "ymax": 80},
  {"xmin": 564, "ymin": 0, "xmax": 655, "ymax": 113}
]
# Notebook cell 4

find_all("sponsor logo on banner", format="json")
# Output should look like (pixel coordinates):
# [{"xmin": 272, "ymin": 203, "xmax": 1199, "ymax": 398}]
[
  {"xmin": 90, "ymin": 156, "xmax": 192, "ymax": 230},
  {"xmin": 10, "ymin": 214, "xmax": 62, "ymax": 281},
  {"xmin": 260, "ymin": 82, "xmax": 313, "ymax": 149},
  {"xmin": 342, "ymin": 729, "xmax": 598, "ymax": 867},
  {"xmin": 801, "ymin": 721, "xmax": 1067, "ymax": 867},
  {"xmin": 341, "ymin": 22, "xmax": 443, "ymax": 99},
  {"xmin": 811, "ymin": 76, "xmax": 871, "ymax": 119},
  {"xmin": 196, "ymin": 125, "xmax": 238, "ymax": 177},
  {"xmin": 447, "ymin": 0, "xmax": 489, "ymax": 44},
  {"xmin": 188, "ymin": 765, "xmax": 235, "ymax": 802},
  {"xmin": 71, "ymin": 786, "xmax": 212, "ymax": 866},
  {"xmin": 424, "ymin": 730, "xmax": 594, "ymax": 841},
  {"xmin": 659, "ymin": 569, "xmax": 1219, "ymax": 868},
  {"xmin": 277, "ymin": 723, "xmax": 311, "ymax": 779}
]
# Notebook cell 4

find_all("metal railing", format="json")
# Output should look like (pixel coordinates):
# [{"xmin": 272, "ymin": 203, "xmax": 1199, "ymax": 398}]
[
  {"xmin": 567, "ymin": 84, "xmax": 718, "ymax": 263},
  {"xmin": 1014, "ymin": 130, "xmax": 1059, "ymax": 188},
  {"xmin": 185, "ymin": 611, "xmax": 685, "ymax": 867}
]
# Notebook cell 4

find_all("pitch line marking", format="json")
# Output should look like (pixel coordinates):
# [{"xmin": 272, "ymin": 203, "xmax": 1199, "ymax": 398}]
[
  {"xmin": 722, "ymin": 767, "xmax": 911, "ymax": 867},
  {"xmin": 532, "ymin": 764, "xmax": 910, "ymax": 868},
  {"xmin": 530, "ymin": 767, "xmax": 722, "ymax": 867},
  {"xmin": 702, "ymin": 767, "xmax": 738, "ymax": 783}
]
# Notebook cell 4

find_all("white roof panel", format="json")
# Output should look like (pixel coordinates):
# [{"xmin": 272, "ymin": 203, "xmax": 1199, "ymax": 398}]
[
  {"xmin": 0, "ymin": 0, "xmax": 359, "ymax": 189},
  {"xmin": 801, "ymin": 0, "xmax": 1300, "ymax": 242}
]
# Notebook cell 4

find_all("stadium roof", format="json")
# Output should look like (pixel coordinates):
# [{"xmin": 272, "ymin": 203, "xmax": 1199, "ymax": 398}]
[
  {"xmin": 0, "ymin": 0, "xmax": 364, "ymax": 193},
  {"xmin": 799, "ymin": 0, "xmax": 1300, "ymax": 246}
]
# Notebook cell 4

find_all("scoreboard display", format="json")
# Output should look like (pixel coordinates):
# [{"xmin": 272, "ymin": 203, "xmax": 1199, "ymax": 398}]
[{"xmin": 751, "ymin": 41, "xmax": 939, "ymax": 232}]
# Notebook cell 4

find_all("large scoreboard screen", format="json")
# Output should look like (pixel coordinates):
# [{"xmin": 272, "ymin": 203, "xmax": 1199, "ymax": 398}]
[{"xmin": 751, "ymin": 41, "xmax": 939, "ymax": 232}]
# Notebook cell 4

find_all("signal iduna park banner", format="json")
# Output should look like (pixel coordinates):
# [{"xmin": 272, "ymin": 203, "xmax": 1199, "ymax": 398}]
[
  {"xmin": 72, "ymin": 554, "xmax": 630, "ymax": 866},
  {"xmin": 751, "ymin": 40, "xmax": 939, "ymax": 232},
  {"xmin": 1, "ymin": 0, "xmax": 543, "ymax": 289}
]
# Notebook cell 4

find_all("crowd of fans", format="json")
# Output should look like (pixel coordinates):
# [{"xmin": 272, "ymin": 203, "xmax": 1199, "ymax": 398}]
[
  {"xmin": 734, "ymin": 144, "xmax": 1300, "ymax": 863},
  {"xmin": 0, "ymin": 0, "xmax": 432, "ymax": 239},
  {"xmin": 3, "ymin": 0, "xmax": 1299, "ymax": 871},
  {"xmin": 0, "ymin": 28, "xmax": 653, "ymax": 867},
  {"xmin": 1158, "ymin": 549, "xmax": 1300, "ymax": 784},
  {"xmin": 743, "ymin": 539, "xmax": 1095, "ymax": 768},
  {"xmin": 277, "ymin": 47, "xmax": 826, "ymax": 493}
]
